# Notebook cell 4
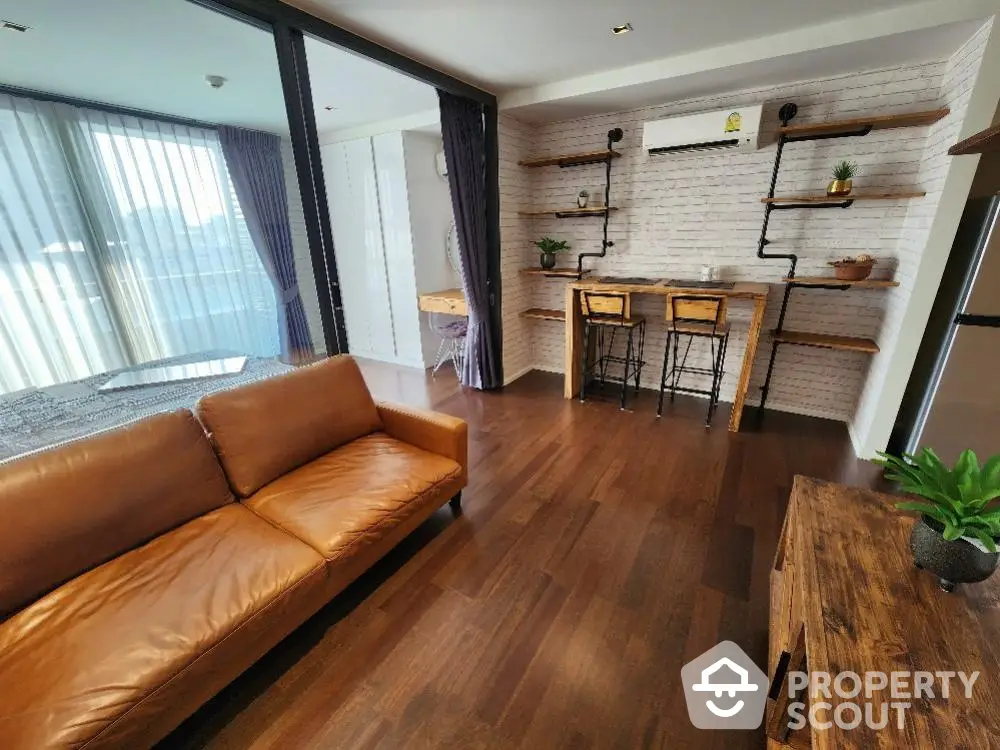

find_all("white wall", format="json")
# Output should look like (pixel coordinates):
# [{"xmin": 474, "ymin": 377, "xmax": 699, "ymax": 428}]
[
  {"xmin": 852, "ymin": 19, "xmax": 1000, "ymax": 457},
  {"xmin": 499, "ymin": 115, "xmax": 534, "ymax": 385},
  {"xmin": 401, "ymin": 129, "xmax": 461, "ymax": 367},
  {"xmin": 499, "ymin": 26, "xmax": 993, "ymax": 433},
  {"xmin": 281, "ymin": 137, "xmax": 326, "ymax": 355}
]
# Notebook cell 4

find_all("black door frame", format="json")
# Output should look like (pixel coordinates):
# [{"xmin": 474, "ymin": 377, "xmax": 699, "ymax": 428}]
[
  {"xmin": 188, "ymin": 0, "xmax": 502, "ymax": 377},
  {"xmin": 888, "ymin": 196, "xmax": 999, "ymax": 454}
]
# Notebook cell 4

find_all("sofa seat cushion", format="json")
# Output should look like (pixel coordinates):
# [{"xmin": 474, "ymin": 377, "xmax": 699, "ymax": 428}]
[
  {"xmin": 245, "ymin": 433, "xmax": 464, "ymax": 563},
  {"xmin": 0, "ymin": 504, "xmax": 326, "ymax": 750}
]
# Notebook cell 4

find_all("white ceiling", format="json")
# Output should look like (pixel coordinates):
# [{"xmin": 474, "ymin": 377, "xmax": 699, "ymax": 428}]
[
  {"xmin": 289, "ymin": 0, "xmax": 997, "ymax": 122},
  {"xmin": 0, "ymin": 0, "xmax": 436, "ymax": 135},
  {"xmin": 508, "ymin": 20, "xmax": 985, "ymax": 121},
  {"xmin": 288, "ymin": 0, "xmax": 932, "ymax": 91},
  {"xmin": 305, "ymin": 36, "xmax": 437, "ymax": 135}
]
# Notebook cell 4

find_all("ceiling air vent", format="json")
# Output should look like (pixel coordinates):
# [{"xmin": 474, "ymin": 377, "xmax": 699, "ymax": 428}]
[{"xmin": 1, "ymin": 20, "xmax": 30, "ymax": 32}]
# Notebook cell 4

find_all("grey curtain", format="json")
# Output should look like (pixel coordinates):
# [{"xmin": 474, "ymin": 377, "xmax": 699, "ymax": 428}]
[
  {"xmin": 218, "ymin": 126, "xmax": 311, "ymax": 362},
  {"xmin": 438, "ymin": 91, "xmax": 500, "ymax": 389}
]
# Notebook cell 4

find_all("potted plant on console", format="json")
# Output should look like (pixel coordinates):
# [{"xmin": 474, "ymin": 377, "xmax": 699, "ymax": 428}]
[
  {"xmin": 534, "ymin": 237, "xmax": 570, "ymax": 270},
  {"xmin": 827, "ymin": 159, "xmax": 857, "ymax": 197},
  {"xmin": 876, "ymin": 448, "xmax": 1000, "ymax": 592}
]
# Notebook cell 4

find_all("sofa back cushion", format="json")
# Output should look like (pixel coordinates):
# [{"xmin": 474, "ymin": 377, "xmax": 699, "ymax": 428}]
[
  {"xmin": 197, "ymin": 356, "xmax": 383, "ymax": 497},
  {"xmin": 0, "ymin": 409, "xmax": 233, "ymax": 619}
]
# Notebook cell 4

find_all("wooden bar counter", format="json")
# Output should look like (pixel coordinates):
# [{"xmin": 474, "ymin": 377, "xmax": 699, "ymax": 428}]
[{"xmin": 563, "ymin": 278, "xmax": 769, "ymax": 432}]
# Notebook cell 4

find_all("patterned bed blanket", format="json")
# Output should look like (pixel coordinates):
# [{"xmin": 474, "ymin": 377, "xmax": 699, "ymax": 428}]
[{"xmin": 0, "ymin": 353, "xmax": 294, "ymax": 464}]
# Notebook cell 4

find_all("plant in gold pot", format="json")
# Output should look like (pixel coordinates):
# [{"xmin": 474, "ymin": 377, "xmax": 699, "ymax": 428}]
[
  {"xmin": 827, "ymin": 160, "xmax": 857, "ymax": 197},
  {"xmin": 875, "ymin": 448, "xmax": 1000, "ymax": 592},
  {"xmin": 534, "ymin": 236, "xmax": 570, "ymax": 270}
]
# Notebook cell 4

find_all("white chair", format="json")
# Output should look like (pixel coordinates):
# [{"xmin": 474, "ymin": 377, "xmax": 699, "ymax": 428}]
[{"xmin": 429, "ymin": 313, "xmax": 467, "ymax": 379}]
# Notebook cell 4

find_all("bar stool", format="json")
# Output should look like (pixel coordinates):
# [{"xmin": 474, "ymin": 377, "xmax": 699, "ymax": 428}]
[
  {"xmin": 579, "ymin": 290, "xmax": 646, "ymax": 410},
  {"xmin": 657, "ymin": 294, "xmax": 731, "ymax": 426}
]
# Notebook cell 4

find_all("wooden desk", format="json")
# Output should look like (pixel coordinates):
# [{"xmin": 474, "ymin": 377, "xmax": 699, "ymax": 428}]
[
  {"xmin": 418, "ymin": 288, "xmax": 467, "ymax": 316},
  {"xmin": 769, "ymin": 477, "xmax": 1000, "ymax": 748},
  {"xmin": 564, "ymin": 279, "xmax": 769, "ymax": 432}
]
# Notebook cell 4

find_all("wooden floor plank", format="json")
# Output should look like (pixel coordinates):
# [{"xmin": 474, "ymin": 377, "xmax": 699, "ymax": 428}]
[{"xmin": 160, "ymin": 364, "xmax": 884, "ymax": 750}]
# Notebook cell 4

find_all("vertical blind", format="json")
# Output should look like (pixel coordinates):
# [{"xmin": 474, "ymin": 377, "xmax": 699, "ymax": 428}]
[{"xmin": 0, "ymin": 94, "xmax": 280, "ymax": 394}]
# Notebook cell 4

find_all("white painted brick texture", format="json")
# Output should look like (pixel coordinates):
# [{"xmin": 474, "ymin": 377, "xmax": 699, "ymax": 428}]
[{"xmin": 501, "ymin": 29, "xmax": 991, "ymax": 423}]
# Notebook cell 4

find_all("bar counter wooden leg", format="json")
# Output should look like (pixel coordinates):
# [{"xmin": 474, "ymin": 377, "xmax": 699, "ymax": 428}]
[
  {"xmin": 728, "ymin": 296, "xmax": 767, "ymax": 432},
  {"xmin": 564, "ymin": 286, "xmax": 582, "ymax": 398}
]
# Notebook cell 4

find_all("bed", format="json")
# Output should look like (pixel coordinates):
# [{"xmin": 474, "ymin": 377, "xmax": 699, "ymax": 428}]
[{"xmin": 0, "ymin": 352, "xmax": 294, "ymax": 464}]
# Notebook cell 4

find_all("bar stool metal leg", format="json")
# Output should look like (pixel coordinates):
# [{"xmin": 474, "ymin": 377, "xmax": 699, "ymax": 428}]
[
  {"xmin": 634, "ymin": 320, "xmax": 646, "ymax": 395},
  {"xmin": 657, "ymin": 330, "xmax": 672, "ymax": 418},
  {"xmin": 705, "ymin": 337, "xmax": 719, "ymax": 426},
  {"xmin": 621, "ymin": 329, "xmax": 633, "ymax": 410},
  {"xmin": 580, "ymin": 321, "xmax": 591, "ymax": 403}
]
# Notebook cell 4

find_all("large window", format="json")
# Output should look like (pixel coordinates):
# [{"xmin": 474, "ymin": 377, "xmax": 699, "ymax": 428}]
[{"xmin": 0, "ymin": 94, "xmax": 279, "ymax": 394}]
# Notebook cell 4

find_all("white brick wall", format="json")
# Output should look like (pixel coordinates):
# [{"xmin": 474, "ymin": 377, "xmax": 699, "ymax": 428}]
[
  {"xmin": 501, "ymin": 30, "xmax": 992, "ymax": 423},
  {"xmin": 851, "ymin": 19, "xmax": 994, "ymax": 444},
  {"xmin": 499, "ymin": 115, "xmax": 533, "ymax": 383}
]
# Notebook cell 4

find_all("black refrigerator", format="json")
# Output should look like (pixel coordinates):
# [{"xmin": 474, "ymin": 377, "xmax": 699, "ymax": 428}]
[{"xmin": 898, "ymin": 194, "xmax": 1000, "ymax": 464}]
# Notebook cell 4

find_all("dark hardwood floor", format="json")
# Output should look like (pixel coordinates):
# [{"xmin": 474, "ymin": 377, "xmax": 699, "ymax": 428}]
[{"xmin": 159, "ymin": 362, "xmax": 885, "ymax": 750}]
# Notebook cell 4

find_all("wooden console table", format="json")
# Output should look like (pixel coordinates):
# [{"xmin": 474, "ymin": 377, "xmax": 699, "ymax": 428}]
[
  {"xmin": 769, "ymin": 477, "xmax": 1000, "ymax": 748},
  {"xmin": 417, "ymin": 288, "xmax": 467, "ymax": 317},
  {"xmin": 563, "ymin": 279, "xmax": 769, "ymax": 431}
]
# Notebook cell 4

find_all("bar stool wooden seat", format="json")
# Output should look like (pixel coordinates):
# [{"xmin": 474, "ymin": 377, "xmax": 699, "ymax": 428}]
[
  {"xmin": 657, "ymin": 294, "xmax": 731, "ymax": 426},
  {"xmin": 579, "ymin": 290, "xmax": 646, "ymax": 410}
]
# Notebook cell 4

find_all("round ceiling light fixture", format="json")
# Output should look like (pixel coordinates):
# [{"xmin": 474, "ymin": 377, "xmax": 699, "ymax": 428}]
[{"xmin": 612, "ymin": 22, "xmax": 633, "ymax": 35}]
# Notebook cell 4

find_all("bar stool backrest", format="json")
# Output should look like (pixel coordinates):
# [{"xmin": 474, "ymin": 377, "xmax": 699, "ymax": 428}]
[
  {"xmin": 666, "ymin": 294, "xmax": 727, "ymax": 331},
  {"xmin": 581, "ymin": 291, "xmax": 630, "ymax": 325}
]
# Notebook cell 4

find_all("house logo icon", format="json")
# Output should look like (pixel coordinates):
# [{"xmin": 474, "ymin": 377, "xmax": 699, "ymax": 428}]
[{"xmin": 681, "ymin": 641, "xmax": 768, "ymax": 729}]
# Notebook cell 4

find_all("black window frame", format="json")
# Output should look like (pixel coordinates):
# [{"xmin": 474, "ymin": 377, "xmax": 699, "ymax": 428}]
[{"xmin": 187, "ymin": 0, "xmax": 502, "ymax": 376}]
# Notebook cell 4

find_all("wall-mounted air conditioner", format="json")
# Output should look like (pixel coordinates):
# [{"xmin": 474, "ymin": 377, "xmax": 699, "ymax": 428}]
[{"xmin": 643, "ymin": 105, "xmax": 764, "ymax": 155}]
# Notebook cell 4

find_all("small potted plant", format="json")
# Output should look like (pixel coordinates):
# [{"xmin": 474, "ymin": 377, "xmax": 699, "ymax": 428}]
[
  {"xmin": 534, "ymin": 237, "xmax": 570, "ymax": 270},
  {"xmin": 827, "ymin": 160, "xmax": 857, "ymax": 197},
  {"xmin": 875, "ymin": 448, "xmax": 1000, "ymax": 592},
  {"xmin": 577, "ymin": 190, "xmax": 589, "ymax": 208}
]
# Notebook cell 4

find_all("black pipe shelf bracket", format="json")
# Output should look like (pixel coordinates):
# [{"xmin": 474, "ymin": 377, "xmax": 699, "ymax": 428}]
[
  {"xmin": 577, "ymin": 127, "xmax": 624, "ymax": 277},
  {"xmin": 755, "ymin": 103, "xmax": 891, "ymax": 413}
]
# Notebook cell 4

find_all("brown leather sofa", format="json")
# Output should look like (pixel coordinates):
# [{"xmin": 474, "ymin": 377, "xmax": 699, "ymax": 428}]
[{"xmin": 0, "ymin": 356, "xmax": 467, "ymax": 749}]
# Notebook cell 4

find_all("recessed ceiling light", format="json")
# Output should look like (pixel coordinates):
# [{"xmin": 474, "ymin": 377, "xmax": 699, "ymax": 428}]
[
  {"xmin": 1, "ymin": 19, "xmax": 30, "ymax": 32},
  {"xmin": 612, "ymin": 22, "xmax": 633, "ymax": 35},
  {"xmin": 324, "ymin": 105, "xmax": 337, "ymax": 112}
]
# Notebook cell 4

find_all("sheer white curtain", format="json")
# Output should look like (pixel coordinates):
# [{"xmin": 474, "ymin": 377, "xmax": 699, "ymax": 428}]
[
  {"xmin": 0, "ymin": 93, "xmax": 280, "ymax": 394},
  {"xmin": 0, "ymin": 96, "xmax": 129, "ymax": 393}
]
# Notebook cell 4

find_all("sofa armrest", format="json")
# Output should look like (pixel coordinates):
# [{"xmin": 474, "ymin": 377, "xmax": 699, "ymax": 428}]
[{"xmin": 376, "ymin": 402, "xmax": 468, "ymax": 477}]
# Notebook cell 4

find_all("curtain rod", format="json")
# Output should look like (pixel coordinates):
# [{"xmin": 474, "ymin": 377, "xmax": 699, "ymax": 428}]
[{"xmin": 0, "ymin": 83, "xmax": 220, "ymax": 131}]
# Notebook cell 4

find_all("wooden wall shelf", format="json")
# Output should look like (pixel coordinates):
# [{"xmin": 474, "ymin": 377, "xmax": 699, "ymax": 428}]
[
  {"xmin": 518, "ymin": 150, "xmax": 621, "ymax": 168},
  {"xmin": 783, "ymin": 276, "xmax": 899, "ymax": 289},
  {"xmin": 519, "ymin": 207, "xmax": 618, "ymax": 218},
  {"xmin": 762, "ymin": 191, "xmax": 925, "ymax": 204},
  {"xmin": 521, "ymin": 308, "xmax": 566, "ymax": 322},
  {"xmin": 520, "ymin": 268, "xmax": 589, "ymax": 278},
  {"xmin": 949, "ymin": 123, "xmax": 1000, "ymax": 155},
  {"xmin": 777, "ymin": 108, "xmax": 949, "ymax": 137},
  {"xmin": 772, "ymin": 330, "xmax": 879, "ymax": 353}
]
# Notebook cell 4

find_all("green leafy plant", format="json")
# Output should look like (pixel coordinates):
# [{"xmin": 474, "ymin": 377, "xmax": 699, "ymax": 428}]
[
  {"xmin": 875, "ymin": 448, "xmax": 1000, "ymax": 551},
  {"xmin": 534, "ymin": 237, "xmax": 570, "ymax": 254},
  {"xmin": 832, "ymin": 160, "xmax": 858, "ymax": 180}
]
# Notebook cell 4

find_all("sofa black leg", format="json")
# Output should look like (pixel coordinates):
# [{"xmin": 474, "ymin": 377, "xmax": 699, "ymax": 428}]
[{"xmin": 449, "ymin": 492, "xmax": 463, "ymax": 515}]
